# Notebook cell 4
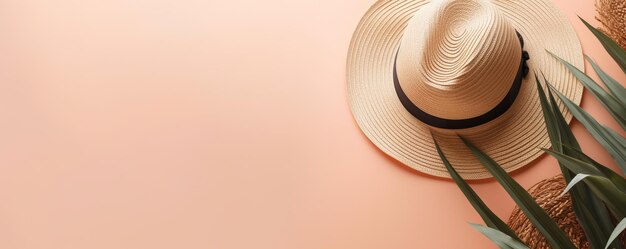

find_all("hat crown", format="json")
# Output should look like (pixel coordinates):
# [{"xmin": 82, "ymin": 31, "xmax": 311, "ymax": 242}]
[{"xmin": 396, "ymin": 0, "xmax": 522, "ymax": 121}]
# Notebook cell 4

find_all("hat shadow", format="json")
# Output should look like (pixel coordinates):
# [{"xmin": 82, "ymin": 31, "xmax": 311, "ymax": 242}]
[{"xmin": 361, "ymin": 131, "xmax": 543, "ymax": 185}]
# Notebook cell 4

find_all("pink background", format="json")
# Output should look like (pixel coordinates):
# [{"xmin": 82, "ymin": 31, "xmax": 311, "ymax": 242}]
[{"xmin": 0, "ymin": 0, "xmax": 624, "ymax": 248}]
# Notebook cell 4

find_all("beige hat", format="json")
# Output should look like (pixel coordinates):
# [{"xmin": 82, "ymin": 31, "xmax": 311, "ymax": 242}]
[{"xmin": 347, "ymin": 0, "xmax": 583, "ymax": 179}]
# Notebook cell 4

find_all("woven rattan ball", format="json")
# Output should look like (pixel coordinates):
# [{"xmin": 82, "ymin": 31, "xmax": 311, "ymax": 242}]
[
  {"xmin": 507, "ymin": 175, "xmax": 589, "ymax": 249},
  {"xmin": 596, "ymin": 0, "xmax": 626, "ymax": 50}
]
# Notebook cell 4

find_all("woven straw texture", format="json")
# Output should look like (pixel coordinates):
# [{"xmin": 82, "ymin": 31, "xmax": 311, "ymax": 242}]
[
  {"xmin": 507, "ymin": 175, "xmax": 626, "ymax": 249},
  {"xmin": 395, "ymin": 0, "xmax": 522, "ymax": 120},
  {"xmin": 596, "ymin": 0, "xmax": 626, "ymax": 50},
  {"xmin": 347, "ymin": 0, "xmax": 584, "ymax": 179},
  {"xmin": 508, "ymin": 175, "xmax": 589, "ymax": 248}
]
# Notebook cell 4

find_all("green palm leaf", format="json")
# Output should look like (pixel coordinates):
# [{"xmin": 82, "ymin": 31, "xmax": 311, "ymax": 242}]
[
  {"xmin": 586, "ymin": 56, "xmax": 626, "ymax": 107},
  {"xmin": 469, "ymin": 224, "xmax": 529, "ymax": 249},
  {"xmin": 550, "ymin": 85, "xmax": 626, "ymax": 173},
  {"xmin": 543, "ymin": 149, "xmax": 604, "ymax": 176},
  {"xmin": 461, "ymin": 137, "xmax": 577, "ymax": 249},
  {"xmin": 563, "ymin": 174, "xmax": 626, "ymax": 219},
  {"xmin": 538, "ymin": 77, "xmax": 616, "ymax": 249},
  {"xmin": 434, "ymin": 138, "xmax": 520, "ymax": 241},
  {"xmin": 580, "ymin": 17, "xmax": 626, "ymax": 74},
  {"xmin": 606, "ymin": 219, "xmax": 626, "ymax": 249},
  {"xmin": 548, "ymin": 145, "xmax": 626, "ymax": 193},
  {"xmin": 549, "ymin": 52, "xmax": 626, "ymax": 130}
]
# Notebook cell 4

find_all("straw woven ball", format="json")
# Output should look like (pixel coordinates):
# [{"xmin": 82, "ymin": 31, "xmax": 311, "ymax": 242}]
[
  {"xmin": 596, "ymin": 0, "xmax": 626, "ymax": 49},
  {"xmin": 507, "ymin": 175, "xmax": 625, "ymax": 249},
  {"xmin": 507, "ymin": 175, "xmax": 589, "ymax": 249}
]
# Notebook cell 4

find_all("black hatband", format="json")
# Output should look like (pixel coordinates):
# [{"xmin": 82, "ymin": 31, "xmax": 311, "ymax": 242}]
[{"xmin": 393, "ymin": 32, "xmax": 529, "ymax": 129}]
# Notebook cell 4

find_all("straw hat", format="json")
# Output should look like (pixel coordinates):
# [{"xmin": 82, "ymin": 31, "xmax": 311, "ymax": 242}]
[{"xmin": 347, "ymin": 0, "xmax": 583, "ymax": 179}]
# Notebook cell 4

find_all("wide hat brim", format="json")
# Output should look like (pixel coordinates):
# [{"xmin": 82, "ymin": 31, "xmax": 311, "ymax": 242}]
[{"xmin": 347, "ymin": 0, "xmax": 583, "ymax": 179}]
